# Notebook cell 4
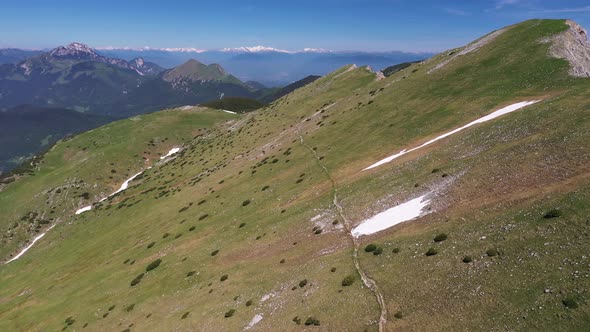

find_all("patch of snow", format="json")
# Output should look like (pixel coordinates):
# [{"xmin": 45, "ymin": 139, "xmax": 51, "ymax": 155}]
[
  {"xmin": 5, "ymin": 224, "xmax": 56, "ymax": 264},
  {"xmin": 75, "ymin": 205, "xmax": 92, "ymax": 215},
  {"xmin": 351, "ymin": 195, "xmax": 431, "ymax": 237},
  {"xmin": 221, "ymin": 109, "xmax": 237, "ymax": 114},
  {"xmin": 160, "ymin": 147, "xmax": 180, "ymax": 160},
  {"xmin": 363, "ymin": 100, "xmax": 541, "ymax": 170},
  {"xmin": 245, "ymin": 314, "xmax": 263, "ymax": 330},
  {"xmin": 110, "ymin": 171, "xmax": 145, "ymax": 196}
]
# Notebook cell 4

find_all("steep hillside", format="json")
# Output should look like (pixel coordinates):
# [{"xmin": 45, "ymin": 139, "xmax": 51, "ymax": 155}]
[{"xmin": 1, "ymin": 19, "xmax": 589, "ymax": 332}]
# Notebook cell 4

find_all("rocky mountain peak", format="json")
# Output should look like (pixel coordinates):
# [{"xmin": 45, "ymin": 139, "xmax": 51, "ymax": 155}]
[{"xmin": 49, "ymin": 42, "xmax": 99, "ymax": 58}]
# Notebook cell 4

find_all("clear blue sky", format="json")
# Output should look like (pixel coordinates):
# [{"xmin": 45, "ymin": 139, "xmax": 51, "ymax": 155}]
[{"xmin": 1, "ymin": 0, "xmax": 589, "ymax": 52}]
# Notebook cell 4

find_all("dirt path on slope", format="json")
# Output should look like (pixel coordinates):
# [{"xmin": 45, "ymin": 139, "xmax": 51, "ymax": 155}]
[{"xmin": 296, "ymin": 131, "xmax": 388, "ymax": 332}]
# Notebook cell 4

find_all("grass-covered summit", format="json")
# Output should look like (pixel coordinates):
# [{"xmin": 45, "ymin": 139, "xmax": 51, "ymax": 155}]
[{"xmin": 1, "ymin": 19, "xmax": 589, "ymax": 331}]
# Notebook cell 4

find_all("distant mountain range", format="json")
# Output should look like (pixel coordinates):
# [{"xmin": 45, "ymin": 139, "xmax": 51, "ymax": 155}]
[
  {"xmin": 0, "ymin": 43, "xmax": 268, "ymax": 116},
  {"xmin": 97, "ymin": 47, "xmax": 432, "ymax": 86}
]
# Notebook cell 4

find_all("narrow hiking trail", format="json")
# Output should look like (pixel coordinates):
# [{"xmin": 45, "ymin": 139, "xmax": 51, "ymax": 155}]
[{"xmin": 295, "ymin": 130, "xmax": 388, "ymax": 331}]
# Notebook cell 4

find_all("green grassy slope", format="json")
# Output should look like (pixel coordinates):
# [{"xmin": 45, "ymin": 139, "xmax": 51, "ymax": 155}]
[{"xmin": 0, "ymin": 19, "xmax": 589, "ymax": 331}]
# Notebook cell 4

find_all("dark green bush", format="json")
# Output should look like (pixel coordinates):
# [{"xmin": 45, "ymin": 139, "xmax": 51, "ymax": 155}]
[
  {"xmin": 563, "ymin": 297, "xmax": 578, "ymax": 309},
  {"xmin": 211, "ymin": 250, "xmax": 219, "ymax": 256},
  {"xmin": 130, "ymin": 273, "xmax": 144, "ymax": 286},
  {"xmin": 433, "ymin": 233, "xmax": 448, "ymax": 242},
  {"xmin": 394, "ymin": 311, "xmax": 403, "ymax": 319},
  {"xmin": 262, "ymin": 185, "xmax": 270, "ymax": 191},
  {"xmin": 246, "ymin": 300, "xmax": 253, "ymax": 307},
  {"xmin": 373, "ymin": 247, "xmax": 383, "ymax": 255},
  {"xmin": 486, "ymin": 249, "xmax": 498, "ymax": 257},
  {"xmin": 299, "ymin": 279, "xmax": 308, "ymax": 288},
  {"xmin": 189, "ymin": 226, "xmax": 196, "ymax": 231},
  {"xmin": 544, "ymin": 209, "xmax": 562, "ymax": 219},
  {"xmin": 330, "ymin": 267, "xmax": 336, "ymax": 272},
  {"xmin": 341, "ymin": 275, "xmax": 355, "ymax": 286},
  {"xmin": 392, "ymin": 247, "xmax": 400, "ymax": 254},
  {"xmin": 280, "ymin": 259, "xmax": 285, "ymax": 264},
  {"xmin": 304, "ymin": 317, "xmax": 320, "ymax": 326},
  {"xmin": 147, "ymin": 241, "xmax": 156, "ymax": 249},
  {"xmin": 181, "ymin": 312, "xmax": 190, "ymax": 319},
  {"xmin": 186, "ymin": 271, "xmax": 196, "ymax": 277},
  {"xmin": 199, "ymin": 214, "xmax": 209, "ymax": 220},
  {"xmin": 220, "ymin": 274, "xmax": 228, "ymax": 281},
  {"xmin": 224, "ymin": 309, "xmax": 236, "ymax": 318},
  {"xmin": 242, "ymin": 200, "xmax": 251, "ymax": 206},
  {"xmin": 365, "ymin": 244, "xmax": 377, "ymax": 252},
  {"xmin": 64, "ymin": 317, "xmax": 75, "ymax": 325},
  {"xmin": 162, "ymin": 233, "xmax": 170, "ymax": 239},
  {"xmin": 146, "ymin": 258, "xmax": 162, "ymax": 272},
  {"xmin": 425, "ymin": 248, "xmax": 438, "ymax": 256},
  {"xmin": 462, "ymin": 256, "xmax": 473, "ymax": 263},
  {"xmin": 125, "ymin": 304, "xmax": 135, "ymax": 312},
  {"xmin": 108, "ymin": 305, "xmax": 116, "ymax": 311},
  {"xmin": 293, "ymin": 316, "xmax": 301, "ymax": 325}
]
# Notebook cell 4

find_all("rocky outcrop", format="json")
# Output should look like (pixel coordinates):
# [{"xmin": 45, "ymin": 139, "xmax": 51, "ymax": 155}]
[{"xmin": 549, "ymin": 20, "xmax": 590, "ymax": 77}]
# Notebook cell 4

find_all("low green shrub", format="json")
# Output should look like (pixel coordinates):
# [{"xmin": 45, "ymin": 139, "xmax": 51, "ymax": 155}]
[
  {"xmin": 341, "ymin": 275, "xmax": 355, "ymax": 286},
  {"xmin": 181, "ymin": 312, "xmax": 190, "ymax": 319},
  {"xmin": 130, "ymin": 273, "xmax": 144, "ymax": 286},
  {"xmin": 462, "ymin": 256, "xmax": 473, "ymax": 263},
  {"xmin": 304, "ymin": 317, "xmax": 320, "ymax": 326},
  {"xmin": 147, "ymin": 242, "xmax": 156, "ymax": 249},
  {"xmin": 146, "ymin": 258, "xmax": 162, "ymax": 272},
  {"xmin": 299, "ymin": 279, "xmax": 308, "ymax": 288},
  {"xmin": 365, "ymin": 244, "xmax": 377, "ymax": 252},
  {"xmin": 125, "ymin": 304, "xmax": 135, "ymax": 312},
  {"xmin": 392, "ymin": 247, "xmax": 400, "ymax": 253},
  {"xmin": 64, "ymin": 317, "xmax": 75, "ymax": 326},
  {"xmin": 433, "ymin": 233, "xmax": 448, "ymax": 242},
  {"xmin": 373, "ymin": 247, "xmax": 383, "ymax": 255},
  {"xmin": 211, "ymin": 250, "xmax": 219, "ymax": 256},
  {"xmin": 425, "ymin": 248, "xmax": 438, "ymax": 256},
  {"xmin": 544, "ymin": 209, "xmax": 562, "ymax": 219},
  {"xmin": 563, "ymin": 297, "xmax": 578, "ymax": 309},
  {"xmin": 220, "ymin": 274, "xmax": 228, "ymax": 281},
  {"xmin": 293, "ymin": 316, "xmax": 301, "ymax": 325},
  {"xmin": 394, "ymin": 311, "xmax": 403, "ymax": 319},
  {"xmin": 108, "ymin": 305, "xmax": 116, "ymax": 311},
  {"xmin": 224, "ymin": 309, "xmax": 236, "ymax": 318},
  {"xmin": 242, "ymin": 200, "xmax": 251, "ymax": 206},
  {"xmin": 189, "ymin": 226, "xmax": 196, "ymax": 231},
  {"xmin": 239, "ymin": 223, "xmax": 246, "ymax": 228},
  {"xmin": 246, "ymin": 300, "xmax": 253, "ymax": 307},
  {"xmin": 486, "ymin": 249, "xmax": 498, "ymax": 257},
  {"xmin": 186, "ymin": 271, "xmax": 196, "ymax": 277}
]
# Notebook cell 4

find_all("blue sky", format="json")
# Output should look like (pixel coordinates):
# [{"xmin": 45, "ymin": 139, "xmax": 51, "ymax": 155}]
[{"xmin": 1, "ymin": 0, "xmax": 589, "ymax": 52}]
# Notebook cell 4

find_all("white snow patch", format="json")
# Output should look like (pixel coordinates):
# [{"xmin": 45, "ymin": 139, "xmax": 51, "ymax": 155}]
[
  {"xmin": 75, "ymin": 205, "xmax": 92, "ymax": 215},
  {"xmin": 363, "ymin": 100, "xmax": 541, "ymax": 170},
  {"xmin": 110, "ymin": 171, "xmax": 144, "ymax": 196},
  {"xmin": 245, "ymin": 314, "xmax": 263, "ymax": 330},
  {"xmin": 351, "ymin": 195, "xmax": 431, "ymax": 237},
  {"xmin": 5, "ymin": 224, "xmax": 56, "ymax": 264},
  {"xmin": 221, "ymin": 109, "xmax": 237, "ymax": 114},
  {"xmin": 160, "ymin": 147, "xmax": 180, "ymax": 160}
]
